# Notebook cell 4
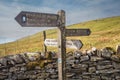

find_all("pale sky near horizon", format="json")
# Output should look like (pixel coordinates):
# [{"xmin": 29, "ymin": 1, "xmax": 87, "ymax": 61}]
[{"xmin": 0, "ymin": 0, "xmax": 120, "ymax": 44}]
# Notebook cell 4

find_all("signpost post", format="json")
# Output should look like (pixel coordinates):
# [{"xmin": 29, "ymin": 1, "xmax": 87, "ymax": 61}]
[
  {"xmin": 15, "ymin": 10, "xmax": 91, "ymax": 80},
  {"xmin": 57, "ymin": 10, "xmax": 66, "ymax": 80}
]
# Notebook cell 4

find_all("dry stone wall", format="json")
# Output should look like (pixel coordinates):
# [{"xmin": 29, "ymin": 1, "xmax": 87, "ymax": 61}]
[
  {"xmin": 66, "ymin": 48, "xmax": 120, "ymax": 80},
  {"xmin": 0, "ymin": 47, "xmax": 120, "ymax": 80}
]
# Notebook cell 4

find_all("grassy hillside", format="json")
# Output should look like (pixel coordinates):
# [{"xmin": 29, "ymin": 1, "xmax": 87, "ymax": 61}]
[{"xmin": 0, "ymin": 16, "xmax": 120, "ymax": 57}]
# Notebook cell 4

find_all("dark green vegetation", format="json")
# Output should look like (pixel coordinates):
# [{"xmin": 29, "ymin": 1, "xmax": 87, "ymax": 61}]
[{"xmin": 0, "ymin": 16, "xmax": 120, "ymax": 57}]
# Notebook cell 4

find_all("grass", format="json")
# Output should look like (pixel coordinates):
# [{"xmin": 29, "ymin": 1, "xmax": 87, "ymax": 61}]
[{"xmin": 0, "ymin": 16, "xmax": 120, "ymax": 57}]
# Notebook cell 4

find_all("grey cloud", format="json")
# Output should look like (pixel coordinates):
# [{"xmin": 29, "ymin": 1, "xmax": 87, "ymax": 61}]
[
  {"xmin": 0, "ymin": 2, "xmax": 54, "ymax": 43},
  {"xmin": 0, "ymin": 0, "xmax": 120, "ymax": 44}
]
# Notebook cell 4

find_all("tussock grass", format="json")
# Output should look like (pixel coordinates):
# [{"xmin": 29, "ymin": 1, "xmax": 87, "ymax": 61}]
[{"xmin": 0, "ymin": 16, "xmax": 120, "ymax": 57}]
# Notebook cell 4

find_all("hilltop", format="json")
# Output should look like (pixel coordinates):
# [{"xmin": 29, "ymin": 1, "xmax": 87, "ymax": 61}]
[{"xmin": 0, "ymin": 16, "xmax": 120, "ymax": 57}]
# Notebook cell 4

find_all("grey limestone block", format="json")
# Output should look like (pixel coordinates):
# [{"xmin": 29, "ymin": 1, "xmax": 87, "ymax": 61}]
[
  {"xmin": 111, "ymin": 55, "xmax": 120, "ymax": 62},
  {"xmin": 97, "ymin": 60, "xmax": 112, "ymax": 65},
  {"xmin": 90, "ymin": 56, "xmax": 104, "ymax": 62},
  {"xmin": 26, "ymin": 52, "xmax": 41, "ymax": 61},
  {"xmin": 101, "ymin": 47, "xmax": 114, "ymax": 58},
  {"xmin": 101, "ymin": 76, "xmax": 112, "ymax": 80},
  {"xmin": 96, "ymin": 50, "xmax": 102, "ymax": 57},
  {"xmin": 66, "ymin": 73, "xmax": 75, "ymax": 78},
  {"xmin": 80, "ymin": 55, "xmax": 90, "ymax": 62},
  {"xmin": 82, "ymin": 75, "xmax": 91, "ymax": 80},
  {"xmin": 115, "ymin": 74, "xmax": 120, "ymax": 80},
  {"xmin": 0, "ymin": 73, "xmax": 8, "ymax": 80},
  {"xmin": 91, "ymin": 74, "xmax": 101, "ymax": 80},
  {"xmin": 9, "ymin": 54, "xmax": 24, "ymax": 64},
  {"xmin": 73, "ymin": 51, "xmax": 82, "ymax": 59},
  {"xmin": 88, "ymin": 67, "xmax": 96, "ymax": 73},
  {"xmin": 9, "ymin": 67, "xmax": 19, "ymax": 72},
  {"xmin": 96, "ymin": 69, "xmax": 120, "ymax": 74},
  {"xmin": 87, "ymin": 50, "xmax": 92, "ymax": 56},
  {"xmin": 20, "ymin": 66, "xmax": 27, "ymax": 71},
  {"xmin": 50, "ymin": 74, "xmax": 58, "ymax": 79},
  {"xmin": 72, "ymin": 64, "xmax": 88, "ymax": 70},
  {"xmin": 19, "ymin": 53, "xmax": 30, "ymax": 63},
  {"xmin": 96, "ymin": 65, "xmax": 113, "ymax": 70},
  {"xmin": 91, "ymin": 47, "xmax": 98, "ymax": 56},
  {"xmin": 0, "ymin": 58, "xmax": 7, "ymax": 67},
  {"xmin": 116, "ymin": 45, "xmax": 120, "ymax": 54},
  {"xmin": 101, "ymin": 51, "xmax": 112, "ymax": 58},
  {"xmin": 112, "ymin": 61, "xmax": 120, "ymax": 69}
]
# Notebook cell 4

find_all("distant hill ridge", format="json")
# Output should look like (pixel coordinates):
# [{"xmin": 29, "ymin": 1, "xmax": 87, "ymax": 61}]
[{"xmin": 0, "ymin": 16, "xmax": 120, "ymax": 57}]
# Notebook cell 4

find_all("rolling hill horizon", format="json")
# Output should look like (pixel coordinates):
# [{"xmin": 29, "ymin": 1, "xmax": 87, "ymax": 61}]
[{"xmin": 0, "ymin": 15, "xmax": 120, "ymax": 57}]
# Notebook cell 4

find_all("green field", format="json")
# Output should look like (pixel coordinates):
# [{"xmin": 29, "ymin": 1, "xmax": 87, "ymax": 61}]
[{"xmin": 0, "ymin": 16, "xmax": 120, "ymax": 57}]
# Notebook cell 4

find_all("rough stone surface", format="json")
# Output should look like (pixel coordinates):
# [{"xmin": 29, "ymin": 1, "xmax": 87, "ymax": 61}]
[
  {"xmin": 88, "ymin": 67, "xmax": 96, "ymax": 73},
  {"xmin": 80, "ymin": 55, "xmax": 89, "ymax": 62},
  {"xmin": 101, "ymin": 47, "xmax": 114, "ymax": 58},
  {"xmin": 0, "ymin": 48, "xmax": 120, "ymax": 80},
  {"xmin": 116, "ymin": 45, "xmax": 120, "ymax": 54},
  {"xmin": 111, "ymin": 55, "xmax": 120, "ymax": 62}
]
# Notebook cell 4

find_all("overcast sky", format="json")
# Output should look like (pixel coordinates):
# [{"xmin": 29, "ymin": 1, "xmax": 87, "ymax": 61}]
[{"xmin": 0, "ymin": 0, "xmax": 120, "ymax": 44}]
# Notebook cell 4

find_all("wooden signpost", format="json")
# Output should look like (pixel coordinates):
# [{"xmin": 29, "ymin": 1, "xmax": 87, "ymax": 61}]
[{"xmin": 15, "ymin": 10, "xmax": 91, "ymax": 80}]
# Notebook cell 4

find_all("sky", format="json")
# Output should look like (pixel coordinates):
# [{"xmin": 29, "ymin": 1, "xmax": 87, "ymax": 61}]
[{"xmin": 0, "ymin": 0, "xmax": 120, "ymax": 44}]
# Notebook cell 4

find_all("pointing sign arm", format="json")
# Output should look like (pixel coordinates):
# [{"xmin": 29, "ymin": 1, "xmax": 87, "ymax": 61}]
[
  {"xmin": 15, "ymin": 11, "xmax": 59, "ymax": 27},
  {"xmin": 44, "ymin": 39, "xmax": 83, "ymax": 50},
  {"xmin": 66, "ymin": 29, "xmax": 91, "ymax": 36}
]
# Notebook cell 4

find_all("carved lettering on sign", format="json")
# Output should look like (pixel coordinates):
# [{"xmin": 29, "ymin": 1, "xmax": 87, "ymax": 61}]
[
  {"xmin": 66, "ymin": 29, "xmax": 91, "ymax": 36},
  {"xmin": 15, "ymin": 11, "xmax": 59, "ymax": 27}
]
